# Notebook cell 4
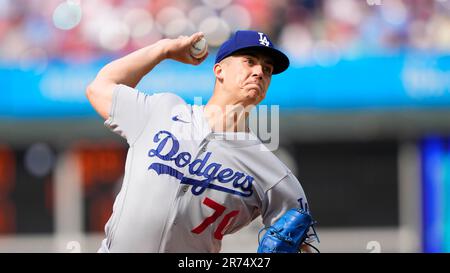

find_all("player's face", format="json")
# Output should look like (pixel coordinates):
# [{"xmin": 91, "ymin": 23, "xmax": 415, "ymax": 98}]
[{"xmin": 220, "ymin": 51, "xmax": 274, "ymax": 105}]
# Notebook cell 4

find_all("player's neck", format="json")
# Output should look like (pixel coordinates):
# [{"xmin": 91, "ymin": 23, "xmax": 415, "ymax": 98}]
[{"xmin": 204, "ymin": 98, "xmax": 253, "ymax": 133}]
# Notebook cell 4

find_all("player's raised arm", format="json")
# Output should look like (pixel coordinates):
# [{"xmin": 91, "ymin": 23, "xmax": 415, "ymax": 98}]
[{"xmin": 86, "ymin": 32, "xmax": 208, "ymax": 120}]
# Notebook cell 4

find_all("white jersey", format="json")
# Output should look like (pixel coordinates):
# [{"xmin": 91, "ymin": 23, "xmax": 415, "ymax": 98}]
[{"xmin": 98, "ymin": 84, "xmax": 310, "ymax": 253}]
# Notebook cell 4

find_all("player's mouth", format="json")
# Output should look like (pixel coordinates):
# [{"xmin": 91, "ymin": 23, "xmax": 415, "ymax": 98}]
[{"xmin": 246, "ymin": 82, "xmax": 262, "ymax": 91}]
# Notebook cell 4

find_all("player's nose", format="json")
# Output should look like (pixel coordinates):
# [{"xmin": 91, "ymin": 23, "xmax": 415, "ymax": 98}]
[{"xmin": 251, "ymin": 64, "xmax": 264, "ymax": 79}]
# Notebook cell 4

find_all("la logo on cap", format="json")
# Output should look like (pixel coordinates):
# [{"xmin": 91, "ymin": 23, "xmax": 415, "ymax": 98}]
[{"xmin": 258, "ymin": 32, "xmax": 270, "ymax": 47}]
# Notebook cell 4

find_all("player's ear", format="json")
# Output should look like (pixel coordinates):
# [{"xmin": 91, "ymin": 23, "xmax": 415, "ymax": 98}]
[{"xmin": 213, "ymin": 63, "xmax": 224, "ymax": 82}]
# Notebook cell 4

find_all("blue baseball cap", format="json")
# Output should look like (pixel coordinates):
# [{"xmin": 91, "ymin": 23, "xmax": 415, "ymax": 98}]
[{"xmin": 215, "ymin": 30, "xmax": 290, "ymax": 75}]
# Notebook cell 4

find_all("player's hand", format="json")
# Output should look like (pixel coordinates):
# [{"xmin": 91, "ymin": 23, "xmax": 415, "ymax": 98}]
[{"xmin": 161, "ymin": 32, "xmax": 209, "ymax": 65}]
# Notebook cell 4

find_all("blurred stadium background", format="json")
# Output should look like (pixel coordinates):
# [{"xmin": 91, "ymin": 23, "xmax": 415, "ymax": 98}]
[{"xmin": 1, "ymin": 0, "xmax": 450, "ymax": 253}]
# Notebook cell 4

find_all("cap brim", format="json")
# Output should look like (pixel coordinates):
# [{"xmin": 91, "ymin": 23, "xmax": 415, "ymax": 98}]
[{"xmin": 231, "ymin": 46, "xmax": 290, "ymax": 74}]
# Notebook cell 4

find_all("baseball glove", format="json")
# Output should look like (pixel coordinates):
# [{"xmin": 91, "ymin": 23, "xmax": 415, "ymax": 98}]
[{"xmin": 257, "ymin": 208, "xmax": 319, "ymax": 253}]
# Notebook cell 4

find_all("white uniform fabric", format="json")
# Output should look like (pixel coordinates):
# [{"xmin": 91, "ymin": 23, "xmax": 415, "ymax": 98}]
[{"xmin": 98, "ymin": 84, "xmax": 310, "ymax": 253}]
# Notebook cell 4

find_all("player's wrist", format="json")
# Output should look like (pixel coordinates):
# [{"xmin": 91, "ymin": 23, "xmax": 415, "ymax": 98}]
[
  {"xmin": 158, "ymin": 38, "xmax": 180, "ymax": 61},
  {"xmin": 151, "ymin": 39, "xmax": 172, "ymax": 62}
]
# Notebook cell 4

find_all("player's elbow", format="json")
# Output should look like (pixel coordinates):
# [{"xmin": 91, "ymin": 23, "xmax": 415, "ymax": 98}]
[
  {"xmin": 85, "ymin": 79, "xmax": 115, "ymax": 120},
  {"xmin": 85, "ymin": 82, "xmax": 102, "ymax": 109},
  {"xmin": 85, "ymin": 80, "xmax": 106, "ymax": 103},
  {"xmin": 85, "ymin": 82, "xmax": 95, "ymax": 101}
]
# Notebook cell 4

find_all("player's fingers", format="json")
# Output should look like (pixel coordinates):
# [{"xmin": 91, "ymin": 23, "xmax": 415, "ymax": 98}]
[
  {"xmin": 192, "ymin": 51, "xmax": 209, "ymax": 65},
  {"xmin": 190, "ymin": 32, "xmax": 204, "ymax": 44},
  {"xmin": 199, "ymin": 51, "xmax": 209, "ymax": 62}
]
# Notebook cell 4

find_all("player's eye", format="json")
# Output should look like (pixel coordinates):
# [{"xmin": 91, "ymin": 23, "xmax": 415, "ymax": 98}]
[
  {"xmin": 246, "ymin": 58, "xmax": 254, "ymax": 65},
  {"xmin": 263, "ymin": 66, "xmax": 273, "ymax": 75}
]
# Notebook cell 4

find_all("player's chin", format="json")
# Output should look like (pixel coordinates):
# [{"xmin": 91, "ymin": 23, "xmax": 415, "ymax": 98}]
[
  {"xmin": 245, "ymin": 88, "xmax": 258, "ymax": 98},
  {"xmin": 245, "ymin": 89, "xmax": 265, "ymax": 104}
]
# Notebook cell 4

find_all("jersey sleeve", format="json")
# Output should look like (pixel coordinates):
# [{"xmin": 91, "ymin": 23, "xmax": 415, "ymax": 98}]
[
  {"xmin": 104, "ymin": 84, "xmax": 165, "ymax": 144},
  {"xmin": 260, "ymin": 171, "xmax": 310, "ymax": 227}
]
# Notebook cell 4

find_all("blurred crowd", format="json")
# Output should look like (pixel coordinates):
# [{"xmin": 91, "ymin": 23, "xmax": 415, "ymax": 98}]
[{"xmin": 1, "ymin": 0, "xmax": 450, "ymax": 65}]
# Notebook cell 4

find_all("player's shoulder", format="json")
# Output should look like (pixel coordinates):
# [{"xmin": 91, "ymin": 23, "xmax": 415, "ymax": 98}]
[
  {"xmin": 153, "ymin": 92, "xmax": 187, "ymax": 105},
  {"xmin": 115, "ymin": 84, "xmax": 187, "ymax": 106},
  {"xmin": 239, "ymin": 145, "xmax": 294, "ymax": 192},
  {"xmin": 141, "ymin": 92, "xmax": 189, "ymax": 115},
  {"xmin": 246, "ymin": 143, "xmax": 291, "ymax": 172},
  {"xmin": 260, "ymin": 149, "xmax": 292, "ymax": 181}
]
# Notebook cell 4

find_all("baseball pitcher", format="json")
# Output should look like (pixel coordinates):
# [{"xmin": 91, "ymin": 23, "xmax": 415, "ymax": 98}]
[{"xmin": 86, "ymin": 30, "xmax": 318, "ymax": 253}]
